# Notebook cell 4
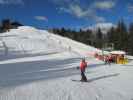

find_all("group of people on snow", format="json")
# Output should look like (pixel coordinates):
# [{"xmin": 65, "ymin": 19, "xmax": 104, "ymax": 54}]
[
  {"xmin": 78, "ymin": 51, "xmax": 126, "ymax": 82},
  {"xmin": 104, "ymin": 55, "xmax": 113, "ymax": 65}
]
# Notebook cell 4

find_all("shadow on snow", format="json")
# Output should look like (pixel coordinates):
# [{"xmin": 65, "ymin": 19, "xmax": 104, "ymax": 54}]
[
  {"xmin": 0, "ymin": 57, "xmax": 105, "ymax": 89},
  {"xmin": 72, "ymin": 73, "xmax": 120, "ymax": 83}
]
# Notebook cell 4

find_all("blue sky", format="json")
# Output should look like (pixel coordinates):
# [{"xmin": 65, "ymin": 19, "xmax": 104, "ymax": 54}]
[{"xmin": 0, "ymin": 0, "xmax": 133, "ymax": 29}]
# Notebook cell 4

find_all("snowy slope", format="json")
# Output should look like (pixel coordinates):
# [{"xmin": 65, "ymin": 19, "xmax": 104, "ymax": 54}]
[
  {"xmin": 0, "ymin": 26, "xmax": 66, "ymax": 58},
  {"xmin": 0, "ymin": 26, "xmax": 133, "ymax": 100},
  {"xmin": 0, "ymin": 26, "xmax": 101, "ymax": 59}
]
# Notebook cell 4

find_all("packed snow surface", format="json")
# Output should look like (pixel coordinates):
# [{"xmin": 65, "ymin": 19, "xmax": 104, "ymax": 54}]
[{"xmin": 0, "ymin": 26, "xmax": 133, "ymax": 100}]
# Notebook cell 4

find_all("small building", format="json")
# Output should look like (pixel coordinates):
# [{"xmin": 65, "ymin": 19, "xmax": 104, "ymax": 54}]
[{"xmin": 110, "ymin": 51, "xmax": 127, "ymax": 64}]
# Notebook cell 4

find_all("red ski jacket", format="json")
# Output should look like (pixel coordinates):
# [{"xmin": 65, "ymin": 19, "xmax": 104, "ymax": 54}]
[{"xmin": 80, "ymin": 61, "xmax": 87, "ymax": 71}]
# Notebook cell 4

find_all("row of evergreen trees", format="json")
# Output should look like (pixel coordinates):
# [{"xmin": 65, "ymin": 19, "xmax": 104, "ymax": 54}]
[
  {"xmin": 51, "ymin": 20, "xmax": 133, "ymax": 55},
  {"xmin": 0, "ymin": 19, "xmax": 23, "ymax": 33},
  {"xmin": 107, "ymin": 21, "xmax": 133, "ymax": 55}
]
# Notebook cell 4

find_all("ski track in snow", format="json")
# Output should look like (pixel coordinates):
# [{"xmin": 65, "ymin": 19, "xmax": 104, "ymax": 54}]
[{"xmin": 0, "ymin": 26, "xmax": 133, "ymax": 100}]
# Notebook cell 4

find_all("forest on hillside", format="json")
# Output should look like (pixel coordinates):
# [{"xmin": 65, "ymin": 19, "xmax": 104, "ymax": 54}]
[{"xmin": 52, "ymin": 20, "xmax": 133, "ymax": 55}]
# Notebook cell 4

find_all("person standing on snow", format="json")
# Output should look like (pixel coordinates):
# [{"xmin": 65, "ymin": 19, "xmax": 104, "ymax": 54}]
[
  {"xmin": 104, "ymin": 55, "xmax": 109, "ymax": 64},
  {"xmin": 80, "ymin": 58, "xmax": 87, "ymax": 82},
  {"xmin": 104, "ymin": 55, "xmax": 111, "ymax": 65}
]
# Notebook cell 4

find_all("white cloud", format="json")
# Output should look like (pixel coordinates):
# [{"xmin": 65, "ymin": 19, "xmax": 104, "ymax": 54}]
[
  {"xmin": 93, "ymin": 1, "xmax": 115, "ymax": 10},
  {"xmin": 69, "ymin": 4, "xmax": 90, "ymax": 18},
  {"xmin": 0, "ymin": 0, "xmax": 24, "ymax": 5},
  {"xmin": 34, "ymin": 16, "xmax": 48, "ymax": 21},
  {"xmin": 84, "ymin": 22, "xmax": 116, "ymax": 34},
  {"xmin": 52, "ymin": 0, "xmax": 107, "ymax": 22},
  {"xmin": 128, "ymin": 5, "xmax": 133, "ymax": 12},
  {"xmin": 0, "ymin": 0, "xmax": 4, "ymax": 4},
  {"xmin": 59, "ymin": 7, "xmax": 71, "ymax": 13},
  {"xmin": 93, "ymin": 16, "xmax": 106, "ymax": 23},
  {"xmin": 59, "ymin": 4, "xmax": 105, "ymax": 22},
  {"xmin": 53, "ymin": 0, "xmax": 79, "ymax": 5}
]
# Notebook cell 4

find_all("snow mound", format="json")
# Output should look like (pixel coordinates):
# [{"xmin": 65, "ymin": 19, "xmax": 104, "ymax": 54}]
[{"xmin": 0, "ymin": 26, "xmax": 101, "ymax": 60}]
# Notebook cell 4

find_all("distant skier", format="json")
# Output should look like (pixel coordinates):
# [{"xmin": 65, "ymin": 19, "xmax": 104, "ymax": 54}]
[
  {"xmin": 68, "ymin": 46, "xmax": 71, "ymax": 52},
  {"xmin": 104, "ymin": 55, "xmax": 111, "ymax": 65},
  {"xmin": 104, "ymin": 55, "xmax": 109, "ymax": 64},
  {"xmin": 80, "ymin": 58, "xmax": 87, "ymax": 82}
]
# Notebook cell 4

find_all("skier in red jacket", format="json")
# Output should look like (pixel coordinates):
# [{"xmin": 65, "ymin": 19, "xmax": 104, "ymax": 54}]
[{"xmin": 80, "ymin": 58, "xmax": 87, "ymax": 82}]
